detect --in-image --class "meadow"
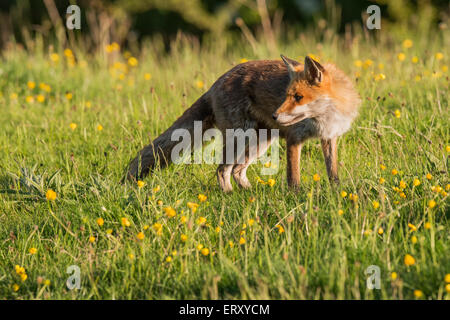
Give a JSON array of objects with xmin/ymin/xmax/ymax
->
[{"xmin": 0, "ymin": 25, "xmax": 448, "ymax": 299}]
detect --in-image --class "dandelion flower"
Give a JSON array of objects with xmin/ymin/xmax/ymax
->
[
  {"xmin": 313, "ymin": 174, "xmax": 320, "ymax": 182},
  {"xmin": 411, "ymin": 235, "xmax": 418, "ymax": 244},
  {"xmin": 402, "ymin": 39, "xmax": 413, "ymax": 49},
  {"xmin": 36, "ymin": 94, "xmax": 45, "ymax": 103},
  {"xmin": 249, "ymin": 196, "xmax": 256, "ymax": 203},
  {"xmin": 377, "ymin": 227, "xmax": 384, "ymax": 235},
  {"xmin": 435, "ymin": 52, "xmax": 444, "ymax": 60},
  {"xmin": 201, "ymin": 248, "xmax": 210, "ymax": 256},
  {"xmin": 267, "ymin": 178, "xmax": 276, "ymax": 187},
  {"xmin": 391, "ymin": 272, "xmax": 397, "ymax": 280},
  {"xmin": 341, "ymin": 191, "xmax": 347, "ymax": 198},
  {"xmin": 121, "ymin": 217, "xmax": 131, "ymax": 227},
  {"xmin": 196, "ymin": 216, "xmax": 206, "ymax": 225},
  {"xmin": 198, "ymin": 194, "xmax": 207, "ymax": 202},
  {"xmin": 50, "ymin": 53, "xmax": 59, "ymax": 63},
  {"xmin": 394, "ymin": 110, "xmax": 401, "ymax": 118},
  {"xmin": 413, "ymin": 178, "xmax": 420, "ymax": 187},
  {"xmin": 413, "ymin": 290, "xmax": 423, "ymax": 298},
  {"xmin": 240, "ymin": 58, "xmax": 248, "ymax": 63},
  {"xmin": 196, "ymin": 80, "xmax": 204, "ymax": 89},
  {"xmin": 229, "ymin": 241, "xmax": 234, "ymax": 248},
  {"xmin": 444, "ymin": 274, "xmax": 450, "ymax": 283},
  {"xmin": 276, "ymin": 225, "xmax": 285, "ymax": 234},
  {"xmin": 379, "ymin": 177, "xmax": 385, "ymax": 184},
  {"xmin": 27, "ymin": 81, "xmax": 36, "ymax": 89},
  {"xmin": 128, "ymin": 57, "xmax": 138, "ymax": 67},
  {"xmin": 137, "ymin": 180, "xmax": 145, "ymax": 188},
  {"xmin": 338, "ymin": 209, "xmax": 344, "ymax": 216},
  {"xmin": 408, "ymin": 223, "xmax": 417, "ymax": 231},
  {"xmin": 144, "ymin": 73, "xmax": 152, "ymax": 80},
  {"xmin": 215, "ymin": 226, "xmax": 221, "ymax": 233},
  {"xmin": 136, "ymin": 232, "xmax": 145, "ymax": 240},
  {"xmin": 165, "ymin": 256, "xmax": 172, "ymax": 263},
  {"xmin": 404, "ymin": 254, "xmax": 415, "ymax": 266},
  {"xmin": 12, "ymin": 284, "xmax": 20, "ymax": 291},
  {"xmin": 187, "ymin": 202, "xmax": 199, "ymax": 213},
  {"xmin": 97, "ymin": 124, "xmax": 103, "ymax": 131},
  {"xmin": 428, "ymin": 200, "xmax": 436, "ymax": 209},
  {"xmin": 391, "ymin": 169, "xmax": 398, "ymax": 175},
  {"xmin": 424, "ymin": 222, "xmax": 431, "ymax": 230},
  {"xmin": 96, "ymin": 218, "xmax": 104, "ymax": 227},
  {"xmin": 397, "ymin": 53, "xmax": 406, "ymax": 61},
  {"xmin": 372, "ymin": 201, "xmax": 380, "ymax": 209},
  {"xmin": 411, "ymin": 56, "xmax": 419, "ymax": 64},
  {"xmin": 164, "ymin": 207, "xmax": 176, "ymax": 218},
  {"xmin": 354, "ymin": 60, "xmax": 363, "ymax": 68},
  {"xmin": 45, "ymin": 189, "xmax": 57, "ymax": 201},
  {"xmin": 28, "ymin": 247, "xmax": 37, "ymax": 254},
  {"xmin": 65, "ymin": 92, "xmax": 73, "ymax": 100},
  {"xmin": 89, "ymin": 236, "xmax": 96, "ymax": 243},
  {"xmin": 180, "ymin": 234, "xmax": 188, "ymax": 242},
  {"xmin": 239, "ymin": 237, "xmax": 246, "ymax": 245}
]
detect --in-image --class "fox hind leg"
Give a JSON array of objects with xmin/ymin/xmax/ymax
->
[{"xmin": 232, "ymin": 132, "xmax": 273, "ymax": 189}]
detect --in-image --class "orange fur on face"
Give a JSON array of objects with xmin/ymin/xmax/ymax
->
[{"xmin": 275, "ymin": 62, "xmax": 360, "ymax": 119}]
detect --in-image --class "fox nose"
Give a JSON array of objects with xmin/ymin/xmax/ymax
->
[{"xmin": 272, "ymin": 113, "xmax": 278, "ymax": 120}]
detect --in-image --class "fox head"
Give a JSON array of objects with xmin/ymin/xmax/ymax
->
[{"xmin": 273, "ymin": 55, "xmax": 335, "ymax": 126}]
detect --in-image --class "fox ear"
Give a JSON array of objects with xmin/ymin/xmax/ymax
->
[
  {"xmin": 304, "ymin": 56, "xmax": 325, "ymax": 85},
  {"xmin": 281, "ymin": 54, "xmax": 297, "ymax": 79}
]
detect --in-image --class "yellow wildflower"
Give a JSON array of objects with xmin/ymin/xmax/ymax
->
[
  {"xmin": 137, "ymin": 180, "xmax": 145, "ymax": 188},
  {"xmin": 413, "ymin": 290, "xmax": 423, "ymax": 298},
  {"xmin": 136, "ymin": 232, "xmax": 145, "ymax": 240},
  {"xmin": 121, "ymin": 217, "xmax": 131, "ymax": 227},
  {"xmin": 164, "ymin": 207, "xmax": 176, "ymax": 218},
  {"xmin": 45, "ymin": 189, "xmax": 57, "ymax": 201},
  {"xmin": 435, "ymin": 52, "xmax": 444, "ymax": 60},
  {"xmin": 428, "ymin": 200, "xmax": 436, "ymax": 209},
  {"xmin": 128, "ymin": 57, "xmax": 138, "ymax": 67},
  {"xmin": 96, "ymin": 218, "xmax": 104, "ymax": 227},
  {"xmin": 402, "ymin": 39, "xmax": 413, "ymax": 49},
  {"xmin": 404, "ymin": 254, "xmax": 415, "ymax": 266}
]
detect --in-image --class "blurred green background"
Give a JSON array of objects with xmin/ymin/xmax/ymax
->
[{"xmin": 0, "ymin": 0, "xmax": 448, "ymax": 51}]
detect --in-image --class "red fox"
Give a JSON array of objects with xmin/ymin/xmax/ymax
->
[{"xmin": 127, "ymin": 55, "xmax": 361, "ymax": 192}]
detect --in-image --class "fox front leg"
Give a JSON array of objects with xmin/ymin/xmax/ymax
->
[
  {"xmin": 286, "ymin": 140, "xmax": 302, "ymax": 189},
  {"xmin": 321, "ymin": 137, "xmax": 340, "ymax": 184}
]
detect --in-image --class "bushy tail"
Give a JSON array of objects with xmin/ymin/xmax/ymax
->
[{"xmin": 127, "ymin": 94, "xmax": 214, "ymax": 180}]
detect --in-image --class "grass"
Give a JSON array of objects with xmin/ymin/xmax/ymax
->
[{"xmin": 0, "ymin": 26, "xmax": 448, "ymax": 299}]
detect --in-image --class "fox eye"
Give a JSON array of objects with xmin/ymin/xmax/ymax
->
[{"xmin": 294, "ymin": 94, "xmax": 303, "ymax": 102}]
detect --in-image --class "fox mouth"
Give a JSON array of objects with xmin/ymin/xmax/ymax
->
[{"xmin": 276, "ymin": 113, "xmax": 307, "ymax": 126}]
